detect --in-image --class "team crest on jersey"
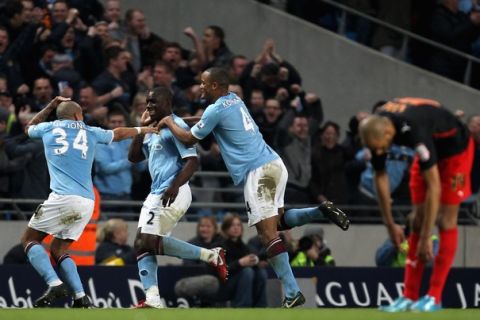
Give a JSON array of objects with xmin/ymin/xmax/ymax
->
[
  {"xmin": 451, "ymin": 174, "xmax": 465, "ymax": 191},
  {"xmin": 152, "ymin": 143, "xmax": 163, "ymax": 151}
]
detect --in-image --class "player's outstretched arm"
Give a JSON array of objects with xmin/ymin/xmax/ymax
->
[
  {"xmin": 112, "ymin": 126, "xmax": 157, "ymax": 142},
  {"xmin": 161, "ymin": 156, "xmax": 199, "ymax": 207},
  {"xmin": 159, "ymin": 116, "xmax": 198, "ymax": 146},
  {"xmin": 24, "ymin": 96, "xmax": 70, "ymax": 134},
  {"xmin": 128, "ymin": 133, "xmax": 146, "ymax": 163},
  {"xmin": 374, "ymin": 169, "xmax": 405, "ymax": 249}
]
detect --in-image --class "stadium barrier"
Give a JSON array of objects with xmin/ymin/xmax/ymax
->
[{"xmin": 0, "ymin": 265, "xmax": 478, "ymax": 308}]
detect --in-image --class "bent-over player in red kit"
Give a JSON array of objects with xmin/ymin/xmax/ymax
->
[{"xmin": 359, "ymin": 97, "xmax": 474, "ymax": 312}]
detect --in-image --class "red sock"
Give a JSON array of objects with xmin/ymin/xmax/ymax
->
[
  {"xmin": 428, "ymin": 228, "xmax": 458, "ymax": 304},
  {"xmin": 403, "ymin": 232, "xmax": 425, "ymax": 300}
]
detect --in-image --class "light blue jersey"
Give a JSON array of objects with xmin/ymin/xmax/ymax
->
[
  {"xmin": 28, "ymin": 120, "xmax": 114, "ymax": 200},
  {"xmin": 191, "ymin": 92, "xmax": 279, "ymax": 185},
  {"xmin": 143, "ymin": 115, "xmax": 197, "ymax": 194}
]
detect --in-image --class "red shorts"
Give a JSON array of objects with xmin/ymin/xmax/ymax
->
[{"xmin": 409, "ymin": 137, "xmax": 474, "ymax": 205}]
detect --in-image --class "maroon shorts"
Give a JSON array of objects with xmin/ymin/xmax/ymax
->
[{"xmin": 409, "ymin": 137, "xmax": 474, "ymax": 205}]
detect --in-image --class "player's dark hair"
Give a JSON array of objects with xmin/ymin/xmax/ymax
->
[
  {"xmin": 207, "ymin": 25, "xmax": 225, "ymax": 42},
  {"xmin": 150, "ymin": 86, "xmax": 173, "ymax": 106},
  {"xmin": 206, "ymin": 67, "xmax": 229, "ymax": 89}
]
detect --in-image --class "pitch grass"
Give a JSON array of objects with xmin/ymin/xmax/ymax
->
[{"xmin": 0, "ymin": 308, "xmax": 479, "ymax": 320}]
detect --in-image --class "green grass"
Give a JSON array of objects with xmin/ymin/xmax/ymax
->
[{"xmin": 0, "ymin": 308, "xmax": 479, "ymax": 320}]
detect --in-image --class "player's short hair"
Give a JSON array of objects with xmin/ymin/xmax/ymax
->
[
  {"xmin": 358, "ymin": 115, "xmax": 389, "ymax": 145},
  {"xmin": 207, "ymin": 25, "xmax": 225, "ymax": 41},
  {"xmin": 149, "ymin": 86, "xmax": 173, "ymax": 105},
  {"xmin": 56, "ymin": 101, "xmax": 81, "ymax": 120},
  {"xmin": 206, "ymin": 67, "xmax": 229, "ymax": 89}
]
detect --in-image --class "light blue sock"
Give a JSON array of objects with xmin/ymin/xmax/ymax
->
[
  {"xmin": 137, "ymin": 255, "xmax": 158, "ymax": 290},
  {"xmin": 26, "ymin": 243, "xmax": 61, "ymax": 286},
  {"xmin": 162, "ymin": 236, "xmax": 201, "ymax": 260},
  {"xmin": 268, "ymin": 252, "xmax": 300, "ymax": 298},
  {"xmin": 58, "ymin": 255, "xmax": 85, "ymax": 298},
  {"xmin": 284, "ymin": 207, "xmax": 323, "ymax": 228}
]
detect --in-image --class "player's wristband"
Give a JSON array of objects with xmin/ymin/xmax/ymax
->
[{"xmin": 134, "ymin": 127, "xmax": 142, "ymax": 134}]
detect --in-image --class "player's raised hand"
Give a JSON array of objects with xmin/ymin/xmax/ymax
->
[
  {"xmin": 157, "ymin": 116, "xmax": 172, "ymax": 130},
  {"xmin": 161, "ymin": 185, "xmax": 179, "ymax": 207},
  {"xmin": 49, "ymin": 96, "xmax": 71, "ymax": 108},
  {"xmin": 140, "ymin": 110, "xmax": 153, "ymax": 126}
]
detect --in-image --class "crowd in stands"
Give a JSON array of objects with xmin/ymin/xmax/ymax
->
[
  {"xmin": 0, "ymin": 0, "xmax": 479, "ymax": 223},
  {"xmin": 261, "ymin": 0, "xmax": 480, "ymax": 87}
]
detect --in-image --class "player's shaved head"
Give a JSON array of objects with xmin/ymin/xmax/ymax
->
[
  {"xmin": 359, "ymin": 115, "xmax": 396, "ymax": 155},
  {"xmin": 206, "ymin": 67, "xmax": 229, "ymax": 89},
  {"xmin": 359, "ymin": 115, "xmax": 389, "ymax": 144},
  {"xmin": 56, "ymin": 101, "xmax": 82, "ymax": 120},
  {"xmin": 149, "ymin": 86, "xmax": 173, "ymax": 105}
]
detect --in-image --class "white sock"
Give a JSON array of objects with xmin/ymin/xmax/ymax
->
[
  {"xmin": 199, "ymin": 248, "xmax": 215, "ymax": 263},
  {"xmin": 146, "ymin": 285, "xmax": 161, "ymax": 305},
  {"xmin": 48, "ymin": 279, "xmax": 63, "ymax": 287},
  {"xmin": 74, "ymin": 292, "xmax": 85, "ymax": 299}
]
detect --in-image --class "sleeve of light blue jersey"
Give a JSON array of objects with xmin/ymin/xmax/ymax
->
[
  {"xmin": 94, "ymin": 144, "xmax": 131, "ymax": 174},
  {"xmin": 191, "ymin": 105, "xmax": 220, "ymax": 140},
  {"xmin": 27, "ymin": 122, "xmax": 51, "ymax": 139},
  {"xmin": 90, "ymin": 126, "xmax": 114, "ymax": 144},
  {"xmin": 174, "ymin": 121, "xmax": 197, "ymax": 158}
]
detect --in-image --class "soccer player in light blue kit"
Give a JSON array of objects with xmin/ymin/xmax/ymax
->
[
  {"xmin": 128, "ymin": 87, "xmax": 227, "ymax": 308},
  {"xmin": 160, "ymin": 68, "xmax": 350, "ymax": 308},
  {"xmin": 20, "ymin": 96, "xmax": 157, "ymax": 308}
]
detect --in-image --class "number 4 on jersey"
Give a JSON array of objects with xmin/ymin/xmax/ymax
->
[
  {"xmin": 240, "ymin": 107, "xmax": 255, "ymax": 132},
  {"xmin": 73, "ymin": 129, "xmax": 88, "ymax": 159},
  {"xmin": 53, "ymin": 128, "xmax": 89, "ymax": 159}
]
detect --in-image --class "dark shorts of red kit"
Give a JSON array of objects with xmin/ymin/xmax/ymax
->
[{"xmin": 409, "ymin": 137, "xmax": 475, "ymax": 205}]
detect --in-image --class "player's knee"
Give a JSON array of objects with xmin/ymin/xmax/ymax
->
[
  {"xmin": 135, "ymin": 234, "xmax": 160, "ymax": 256},
  {"xmin": 50, "ymin": 248, "xmax": 66, "ymax": 262}
]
